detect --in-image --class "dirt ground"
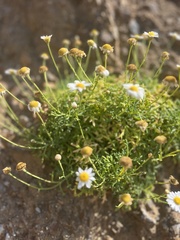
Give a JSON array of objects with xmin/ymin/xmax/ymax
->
[
  {"xmin": 0, "ymin": 145, "xmax": 180, "ymax": 240},
  {"xmin": 0, "ymin": 0, "xmax": 180, "ymax": 239}
]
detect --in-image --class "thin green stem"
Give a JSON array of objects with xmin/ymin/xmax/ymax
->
[
  {"xmin": 36, "ymin": 112, "xmax": 53, "ymax": 142},
  {"xmin": 84, "ymin": 47, "xmax": 92, "ymax": 72},
  {"xmin": 24, "ymin": 169, "xmax": 59, "ymax": 183},
  {"xmin": 8, "ymin": 173, "xmax": 60, "ymax": 190},
  {"xmin": 76, "ymin": 58, "xmax": 92, "ymax": 83},
  {"xmin": 65, "ymin": 55, "xmax": 81, "ymax": 80},
  {"xmin": 47, "ymin": 43, "xmax": 61, "ymax": 80}
]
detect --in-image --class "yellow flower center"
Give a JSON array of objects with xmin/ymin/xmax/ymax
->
[
  {"xmin": 149, "ymin": 31, "xmax": 155, "ymax": 37},
  {"xmin": 79, "ymin": 172, "xmax": 90, "ymax": 182},
  {"xmin": 58, "ymin": 48, "xmax": 69, "ymax": 57},
  {"xmin": 0, "ymin": 88, "xmax": 5, "ymax": 93},
  {"xmin": 174, "ymin": 196, "xmax": 180, "ymax": 205},
  {"xmin": 76, "ymin": 82, "xmax": 85, "ymax": 89},
  {"xmin": 121, "ymin": 194, "xmax": 132, "ymax": 203},
  {"xmin": 29, "ymin": 101, "xmax": 39, "ymax": 108},
  {"xmin": 129, "ymin": 85, "xmax": 139, "ymax": 92}
]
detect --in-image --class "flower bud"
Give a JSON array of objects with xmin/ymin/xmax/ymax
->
[
  {"xmin": 119, "ymin": 156, "xmax": 133, "ymax": 169},
  {"xmin": 80, "ymin": 146, "xmax": 93, "ymax": 157},
  {"xmin": 16, "ymin": 162, "xmax": 26, "ymax": 171}
]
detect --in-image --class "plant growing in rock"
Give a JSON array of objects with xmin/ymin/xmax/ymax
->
[{"xmin": 1, "ymin": 30, "xmax": 180, "ymax": 211}]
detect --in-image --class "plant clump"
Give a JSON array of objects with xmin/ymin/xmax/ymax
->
[{"xmin": 1, "ymin": 30, "xmax": 180, "ymax": 211}]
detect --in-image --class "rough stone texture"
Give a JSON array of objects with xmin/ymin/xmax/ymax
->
[{"xmin": 0, "ymin": 0, "xmax": 180, "ymax": 75}]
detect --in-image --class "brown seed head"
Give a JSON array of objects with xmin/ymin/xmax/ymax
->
[
  {"xmin": 127, "ymin": 38, "xmax": 137, "ymax": 46},
  {"xmin": 16, "ymin": 162, "xmax": 27, "ymax": 171},
  {"xmin": 2, "ymin": 167, "xmax": 11, "ymax": 174},
  {"xmin": 161, "ymin": 51, "xmax": 170, "ymax": 61},
  {"xmin": 127, "ymin": 64, "xmax": 137, "ymax": 72},
  {"xmin": 39, "ymin": 65, "xmax": 48, "ymax": 73},
  {"xmin": 154, "ymin": 135, "xmax": 167, "ymax": 144},
  {"xmin": 119, "ymin": 156, "xmax": 133, "ymax": 169},
  {"xmin": 135, "ymin": 120, "xmax": 148, "ymax": 132},
  {"xmin": 70, "ymin": 48, "xmax": 86, "ymax": 58},
  {"xmin": 162, "ymin": 76, "xmax": 178, "ymax": 88},
  {"xmin": 169, "ymin": 175, "xmax": 179, "ymax": 185}
]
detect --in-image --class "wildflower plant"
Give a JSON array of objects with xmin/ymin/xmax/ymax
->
[{"xmin": 1, "ymin": 30, "xmax": 180, "ymax": 212}]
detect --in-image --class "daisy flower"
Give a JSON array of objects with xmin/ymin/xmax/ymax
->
[
  {"xmin": 166, "ymin": 191, "xmax": 180, "ymax": 213},
  {"xmin": 123, "ymin": 83, "xmax": 145, "ymax": 100},
  {"xmin": 28, "ymin": 100, "xmax": 41, "ymax": 116},
  {"xmin": 100, "ymin": 44, "xmax": 114, "ymax": 54},
  {"xmin": 168, "ymin": 32, "xmax": 180, "ymax": 40},
  {"xmin": 40, "ymin": 35, "xmax": 52, "ymax": 44},
  {"xmin": 4, "ymin": 68, "xmax": 18, "ymax": 75},
  {"xmin": 67, "ymin": 80, "xmax": 91, "ymax": 92},
  {"xmin": 76, "ymin": 167, "xmax": 95, "ymax": 189},
  {"xmin": 87, "ymin": 39, "xmax": 97, "ymax": 49},
  {"xmin": 143, "ymin": 31, "xmax": 159, "ymax": 38}
]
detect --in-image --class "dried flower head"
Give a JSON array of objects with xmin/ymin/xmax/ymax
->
[
  {"xmin": 67, "ymin": 80, "xmax": 91, "ymax": 92},
  {"xmin": 28, "ymin": 100, "xmax": 41, "ymax": 115},
  {"xmin": 0, "ymin": 88, "xmax": 6, "ymax": 97},
  {"xmin": 123, "ymin": 83, "xmax": 145, "ymax": 100},
  {"xmin": 90, "ymin": 29, "xmax": 99, "ymax": 37},
  {"xmin": 87, "ymin": 39, "xmax": 97, "ymax": 49},
  {"xmin": 95, "ymin": 65, "xmax": 109, "ymax": 77},
  {"xmin": 16, "ymin": 162, "xmax": 27, "ymax": 171},
  {"xmin": 148, "ymin": 153, "xmax": 153, "ymax": 159},
  {"xmin": 18, "ymin": 67, "xmax": 30, "ymax": 77},
  {"xmin": 127, "ymin": 38, "xmax": 137, "ymax": 46},
  {"xmin": 40, "ymin": 35, "xmax": 52, "ymax": 44},
  {"xmin": 119, "ymin": 193, "xmax": 133, "ymax": 206},
  {"xmin": 143, "ymin": 31, "xmax": 159, "ymax": 38},
  {"xmin": 154, "ymin": 135, "xmax": 167, "ymax": 144},
  {"xmin": 4, "ymin": 68, "xmax": 18, "ymax": 75},
  {"xmin": 119, "ymin": 156, "xmax": 133, "ymax": 169},
  {"xmin": 166, "ymin": 191, "xmax": 180, "ymax": 213},
  {"xmin": 135, "ymin": 120, "xmax": 148, "ymax": 132},
  {"xmin": 76, "ymin": 167, "xmax": 95, "ymax": 189},
  {"xmin": 73, "ymin": 35, "xmax": 82, "ymax": 47},
  {"xmin": 162, "ymin": 76, "xmax": 178, "ymax": 88},
  {"xmin": 58, "ymin": 48, "xmax": 69, "ymax": 57},
  {"xmin": 70, "ymin": 48, "xmax": 86, "ymax": 58},
  {"xmin": 55, "ymin": 154, "xmax": 62, "ymax": 161},
  {"xmin": 2, "ymin": 167, "xmax": 11, "ymax": 174},
  {"xmin": 161, "ymin": 51, "xmax": 170, "ymax": 61},
  {"xmin": 127, "ymin": 64, "xmax": 137, "ymax": 72},
  {"xmin": 40, "ymin": 53, "xmax": 49, "ymax": 60},
  {"xmin": 39, "ymin": 65, "xmax": 48, "ymax": 73},
  {"xmin": 100, "ymin": 44, "xmax": 114, "ymax": 54},
  {"xmin": 169, "ymin": 175, "xmax": 179, "ymax": 185},
  {"xmin": 80, "ymin": 146, "xmax": 93, "ymax": 157},
  {"xmin": 62, "ymin": 39, "xmax": 71, "ymax": 47}
]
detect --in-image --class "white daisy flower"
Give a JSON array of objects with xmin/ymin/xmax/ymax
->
[
  {"xmin": 28, "ymin": 100, "xmax": 41, "ymax": 116},
  {"xmin": 176, "ymin": 64, "xmax": 180, "ymax": 70},
  {"xmin": 166, "ymin": 191, "xmax": 180, "ymax": 213},
  {"xmin": 67, "ymin": 80, "xmax": 91, "ymax": 92},
  {"xmin": 123, "ymin": 83, "xmax": 145, "ymax": 100},
  {"xmin": 4, "ymin": 68, "xmax": 18, "ymax": 75},
  {"xmin": 76, "ymin": 167, "xmax": 95, "ymax": 189},
  {"xmin": 143, "ymin": 31, "xmax": 159, "ymax": 38},
  {"xmin": 40, "ymin": 35, "xmax": 52, "ymax": 44},
  {"xmin": 168, "ymin": 32, "xmax": 180, "ymax": 40}
]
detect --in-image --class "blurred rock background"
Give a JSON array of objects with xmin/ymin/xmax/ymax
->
[{"xmin": 0, "ymin": 0, "xmax": 180, "ymax": 77}]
